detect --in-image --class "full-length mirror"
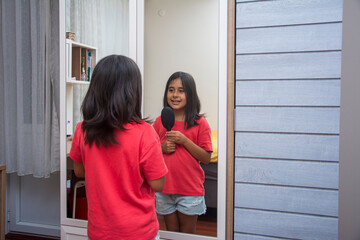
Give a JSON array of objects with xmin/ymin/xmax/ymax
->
[
  {"xmin": 144, "ymin": 0, "xmax": 219, "ymax": 238},
  {"xmin": 62, "ymin": 0, "xmax": 224, "ymax": 239}
]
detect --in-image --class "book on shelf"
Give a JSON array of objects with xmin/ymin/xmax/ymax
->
[{"xmin": 86, "ymin": 50, "xmax": 92, "ymax": 82}]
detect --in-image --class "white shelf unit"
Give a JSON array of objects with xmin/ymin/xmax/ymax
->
[
  {"xmin": 65, "ymin": 40, "xmax": 97, "ymax": 137},
  {"xmin": 66, "ymin": 39, "xmax": 97, "ymax": 83}
]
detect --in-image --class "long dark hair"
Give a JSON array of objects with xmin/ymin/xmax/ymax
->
[
  {"xmin": 81, "ymin": 55, "xmax": 143, "ymax": 147},
  {"xmin": 163, "ymin": 71, "xmax": 202, "ymax": 129}
]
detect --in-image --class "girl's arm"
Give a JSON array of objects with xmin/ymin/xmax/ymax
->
[
  {"xmin": 147, "ymin": 176, "xmax": 165, "ymax": 192},
  {"xmin": 165, "ymin": 131, "xmax": 211, "ymax": 164},
  {"xmin": 73, "ymin": 160, "xmax": 85, "ymax": 178}
]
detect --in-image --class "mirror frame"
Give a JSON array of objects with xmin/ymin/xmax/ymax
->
[{"xmin": 59, "ymin": 1, "xmax": 234, "ymax": 239}]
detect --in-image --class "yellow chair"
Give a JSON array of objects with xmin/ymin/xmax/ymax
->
[{"xmin": 210, "ymin": 130, "xmax": 218, "ymax": 163}]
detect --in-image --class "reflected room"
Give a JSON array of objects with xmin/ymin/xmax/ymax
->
[{"xmin": 144, "ymin": 0, "xmax": 219, "ymax": 237}]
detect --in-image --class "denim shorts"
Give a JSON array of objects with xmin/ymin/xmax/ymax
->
[
  {"xmin": 153, "ymin": 231, "xmax": 160, "ymax": 240},
  {"xmin": 155, "ymin": 192, "xmax": 206, "ymax": 215}
]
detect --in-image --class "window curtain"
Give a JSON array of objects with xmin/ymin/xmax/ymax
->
[
  {"xmin": 65, "ymin": 0, "xmax": 129, "ymax": 130},
  {"xmin": 0, "ymin": 0, "xmax": 60, "ymax": 177}
]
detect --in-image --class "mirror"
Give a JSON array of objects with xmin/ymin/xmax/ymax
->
[
  {"xmin": 62, "ymin": 0, "xmax": 226, "ymax": 239},
  {"xmin": 144, "ymin": 0, "xmax": 219, "ymax": 238}
]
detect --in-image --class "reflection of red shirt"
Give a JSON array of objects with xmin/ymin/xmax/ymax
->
[
  {"xmin": 153, "ymin": 116, "xmax": 213, "ymax": 196},
  {"xmin": 70, "ymin": 121, "xmax": 168, "ymax": 240}
]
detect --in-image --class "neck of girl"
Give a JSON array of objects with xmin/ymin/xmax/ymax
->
[{"xmin": 174, "ymin": 110, "xmax": 185, "ymax": 122}]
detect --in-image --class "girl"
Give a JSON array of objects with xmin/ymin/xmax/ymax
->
[
  {"xmin": 69, "ymin": 55, "xmax": 168, "ymax": 240},
  {"xmin": 152, "ymin": 71, "xmax": 213, "ymax": 234}
]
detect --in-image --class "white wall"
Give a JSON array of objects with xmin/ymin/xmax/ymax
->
[{"xmin": 144, "ymin": 0, "xmax": 218, "ymax": 130}]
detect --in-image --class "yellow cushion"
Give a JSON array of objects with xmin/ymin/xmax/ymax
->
[{"xmin": 210, "ymin": 130, "xmax": 218, "ymax": 163}]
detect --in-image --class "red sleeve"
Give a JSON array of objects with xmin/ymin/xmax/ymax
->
[
  {"xmin": 152, "ymin": 116, "xmax": 167, "ymax": 144},
  {"xmin": 152, "ymin": 116, "xmax": 162, "ymax": 134},
  {"xmin": 197, "ymin": 117, "xmax": 213, "ymax": 152},
  {"xmin": 140, "ymin": 124, "xmax": 168, "ymax": 181}
]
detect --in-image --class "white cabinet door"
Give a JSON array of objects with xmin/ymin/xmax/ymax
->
[
  {"xmin": 61, "ymin": 225, "xmax": 87, "ymax": 240},
  {"xmin": 7, "ymin": 173, "xmax": 60, "ymax": 236}
]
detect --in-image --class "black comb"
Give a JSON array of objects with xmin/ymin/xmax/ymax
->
[{"xmin": 161, "ymin": 106, "xmax": 175, "ymax": 131}]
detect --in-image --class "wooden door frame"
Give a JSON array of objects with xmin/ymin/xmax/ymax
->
[{"xmin": 226, "ymin": 0, "xmax": 235, "ymax": 239}]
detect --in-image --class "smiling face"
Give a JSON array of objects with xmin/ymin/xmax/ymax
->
[{"xmin": 166, "ymin": 78, "xmax": 187, "ymax": 117}]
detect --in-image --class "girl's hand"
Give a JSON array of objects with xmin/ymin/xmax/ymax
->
[
  {"xmin": 165, "ymin": 131, "xmax": 187, "ymax": 145},
  {"xmin": 162, "ymin": 139, "xmax": 176, "ymax": 153},
  {"xmin": 166, "ymin": 131, "xmax": 211, "ymax": 164}
]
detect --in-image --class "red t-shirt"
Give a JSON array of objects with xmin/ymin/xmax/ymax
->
[
  {"xmin": 70, "ymin": 121, "xmax": 168, "ymax": 240},
  {"xmin": 153, "ymin": 116, "xmax": 213, "ymax": 196}
]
